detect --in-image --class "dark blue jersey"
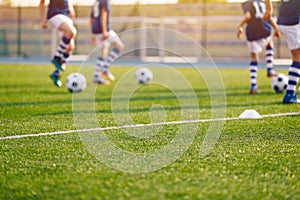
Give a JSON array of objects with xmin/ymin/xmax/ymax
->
[
  {"xmin": 47, "ymin": 0, "xmax": 70, "ymax": 19},
  {"xmin": 90, "ymin": 0, "xmax": 110, "ymax": 34},
  {"xmin": 277, "ymin": 0, "xmax": 300, "ymax": 26},
  {"xmin": 242, "ymin": 0, "xmax": 271, "ymax": 41}
]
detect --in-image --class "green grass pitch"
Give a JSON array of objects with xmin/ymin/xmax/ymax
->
[{"xmin": 0, "ymin": 63, "xmax": 299, "ymax": 199}]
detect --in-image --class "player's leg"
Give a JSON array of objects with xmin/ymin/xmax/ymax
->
[
  {"xmin": 247, "ymin": 41, "xmax": 261, "ymax": 94},
  {"xmin": 62, "ymin": 38, "xmax": 75, "ymax": 65},
  {"xmin": 100, "ymin": 30, "xmax": 125, "ymax": 81},
  {"xmin": 108, "ymin": 30, "xmax": 125, "ymax": 64},
  {"xmin": 47, "ymin": 15, "xmax": 76, "ymax": 87},
  {"xmin": 92, "ymin": 34, "xmax": 110, "ymax": 85},
  {"xmin": 279, "ymin": 24, "xmax": 300, "ymax": 103},
  {"xmin": 265, "ymin": 40, "xmax": 277, "ymax": 77},
  {"xmin": 49, "ymin": 69, "xmax": 62, "ymax": 87},
  {"xmin": 283, "ymin": 48, "xmax": 300, "ymax": 103},
  {"xmin": 52, "ymin": 17, "xmax": 77, "ymax": 71},
  {"xmin": 249, "ymin": 53, "xmax": 259, "ymax": 94}
]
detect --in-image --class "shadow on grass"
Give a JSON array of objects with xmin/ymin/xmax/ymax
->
[
  {"xmin": 33, "ymin": 100, "xmax": 284, "ymax": 117},
  {"xmin": 1, "ymin": 86, "xmax": 286, "ymax": 116},
  {"xmin": 0, "ymin": 88, "xmax": 209, "ymax": 107}
]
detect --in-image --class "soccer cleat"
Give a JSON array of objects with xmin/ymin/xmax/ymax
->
[
  {"xmin": 51, "ymin": 57, "xmax": 66, "ymax": 71},
  {"xmin": 92, "ymin": 75, "xmax": 110, "ymax": 85},
  {"xmin": 249, "ymin": 85, "xmax": 257, "ymax": 94},
  {"xmin": 98, "ymin": 69, "xmax": 115, "ymax": 81},
  {"xmin": 267, "ymin": 69, "xmax": 277, "ymax": 78},
  {"xmin": 50, "ymin": 73, "xmax": 62, "ymax": 87},
  {"xmin": 282, "ymin": 93, "xmax": 300, "ymax": 104}
]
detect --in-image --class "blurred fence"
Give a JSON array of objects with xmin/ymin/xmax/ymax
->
[{"xmin": 0, "ymin": 6, "xmax": 290, "ymax": 61}]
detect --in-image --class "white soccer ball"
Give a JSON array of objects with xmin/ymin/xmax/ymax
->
[
  {"xmin": 135, "ymin": 67, "xmax": 153, "ymax": 84},
  {"xmin": 66, "ymin": 73, "xmax": 87, "ymax": 93},
  {"xmin": 270, "ymin": 73, "xmax": 288, "ymax": 93}
]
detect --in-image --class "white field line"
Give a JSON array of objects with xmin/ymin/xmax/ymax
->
[{"xmin": 0, "ymin": 112, "xmax": 299, "ymax": 141}]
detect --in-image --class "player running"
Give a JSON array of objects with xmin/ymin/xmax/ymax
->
[
  {"xmin": 39, "ymin": 0, "xmax": 77, "ymax": 87},
  {"xmin": 276, "ymin": 0, "xmax": 300, "ymax": 104},
  {"xmin": 90, "ymin": 0, "xmax": 125, "ymax": 85},
  {"xmin": 237, "ymin": 0, "xmax": 280, "ymax": 94}
]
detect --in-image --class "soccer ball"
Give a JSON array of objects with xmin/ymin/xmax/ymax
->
[
  {"xmin": 66, "ymin": 73, "xmax": 87, "ymax": 93},
  {"xmin": 135, "ymin": 67, "xmax": 153, "ymax": 84},
  {"xmin": 270, "ymin": 73, "xmax": 288, "ymax": 93}
]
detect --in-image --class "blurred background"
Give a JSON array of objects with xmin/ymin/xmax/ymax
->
[{"xmin": 0, "ymin": 0, "xmax": 288, "ymax": 63}]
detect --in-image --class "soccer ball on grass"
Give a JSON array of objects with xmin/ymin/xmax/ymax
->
[
  {"xmin": 66, "ymin": 73, "xmax": 87, "ymax": 93},
  {"xmin": 135, "ymin": 67, "xmax": 153, "ymax": 84},
  {"xmin": 270, "ymin": 73, "xmax": 288, "ymax": 93}
]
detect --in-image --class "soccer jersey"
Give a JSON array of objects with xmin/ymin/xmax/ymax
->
[
  {"xmin": 277, "ymin": 0, "xmax": 300, "ymax": 26},
  {"xmin": 242, "ymin": 0, "xmax": 271, "ymax": 41},
  {"xmin": 91, "ymin": 0, "xmax": 110, "ymax": 34},
  {"xmin": 47, "ymin": 0, "xmax": 70, "ymax": 19}
]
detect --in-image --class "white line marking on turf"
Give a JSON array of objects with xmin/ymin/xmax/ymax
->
[{"xmin": 0, "ymin": 112, "xmax": 299, "ymax": 141}]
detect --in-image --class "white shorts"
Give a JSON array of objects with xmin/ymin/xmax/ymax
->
[
  {"xmin": 247, "ymin": 36, "xmax": 272, "ymax": 54},
  {"xmin": 48, "ymin": 14, "xmax": 74, "ymax": 30},
  {"xmin": 93, "ymin": 30, "xmax": 122, "ymax": 49},
  {"xmin": 278, "ymin": 24, "xmax": 300, "ymax": 50}
]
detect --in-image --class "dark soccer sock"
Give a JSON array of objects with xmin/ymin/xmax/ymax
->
[
  {"xmin": 62, "ymin": 52, "xmax": 70, "ymax": 63},
  {"xmin": 286, "ymin": 61, "xmax": 300, "ymax": 94},
  {"xmin": 55, "ymin": 36, "xmax": 71, "ymax": 58},
  {"xmin": 266, "ymin": 45, "xmax": 274, "ymax": 72},
  {"xmin": 95, "ymin": 57, "xmax": 105, "ymax": 71},
  {"xmin": 52, "ymin": 69, "xmax": 60, "ymax": 75},
  {"xmin": 105, "ymin": 48, "xmax": 120, "ymax": 69},
  {"xmin": 250, "ymin": 61, "xmax": 258, "ymax": 88}
]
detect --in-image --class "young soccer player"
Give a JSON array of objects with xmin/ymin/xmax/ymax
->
[
  {"xmin": 90, "ymin": 0, "xmax": 125, "ymax": 85},
  {"xmin": 237, "ymin": 0, "xmax": 280, "ymax": 94},
  {"xmin": 39, "ymin": 0, "xmax": 77, "ymax": 87},
  {"xmin": 276, "ymin": 0, "xmax": 300, "ymax": 104}
]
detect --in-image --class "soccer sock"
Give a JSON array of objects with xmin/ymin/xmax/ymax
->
[
  {"xmin": 95, "ymin": 57, "xmax": 105, "ymax": 76},
  {"xmin": 250, "ymin": 61, "xmax": 258, "ymax": 88},
  {"xmin": 286, "ymin": 61, "xmax": 300, "ymax": 95},
  {"xmin": 55, "ymin": 36, "xmax": 71, "ymax": 59},
  {"xmin": 52, "ymin": 69, "xmax": 60, "ymax": 75},
  {"xmin": 62, "ymin": 52, "xmax": 70, "ymax": 63},
  {"xmin": 266, "ymin": 45, "xmax": 274, "ymax": 72},
  {"xmin": 104, "ymin": 48, "xmax": 120, "ymax": 70}
]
